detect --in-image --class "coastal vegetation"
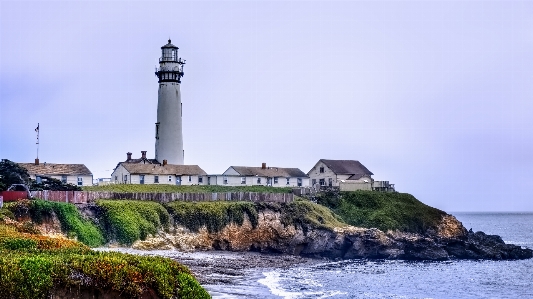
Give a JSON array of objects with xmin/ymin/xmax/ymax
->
[
  {"xmin": 97, "ymin": 200, "xmax": 171, "ymax": 245},
  {"xmin": 83, "ymin": 184, "xmax": 292, "ymax": 193},
  {"xmin": 7, "ymin": 199, "xmax": 105, "ymax": 247},
  {"xmin": 167, "ymin": 201, "xmax": 259, "ymax": 233},
  {"xmin": 316, "ymin": 190, "xmax": 446, "ymax": 233},
  {"xmin": 0, "ymin": 223, "xmax": 209, "ymax": 299}
]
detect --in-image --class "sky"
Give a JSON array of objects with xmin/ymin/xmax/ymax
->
[{"xmin": 1, "ymin": 1, "xmax": 532, "ymax": 212}]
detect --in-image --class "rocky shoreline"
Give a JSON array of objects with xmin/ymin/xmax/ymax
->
[{"xmin": 129, "ymin": 210, "xmax": 532, "ymax": 261}]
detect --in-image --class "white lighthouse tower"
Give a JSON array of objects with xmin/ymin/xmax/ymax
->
[{"xmin": 154, "ymin": 39, "xmax": 186, "ymax": 165}]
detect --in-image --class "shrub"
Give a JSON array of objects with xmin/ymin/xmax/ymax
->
[
  {"xmin": 166, "ymin": 201, "xmax": 259, "ymax": 233},
  {"xmin": 0, "ymin": 224, "xmax": 209, "ymax": 299},
  {"xmin": 97, "ymin": 200, "xmax": 171, "ymax": 245},
  {"xmin": 28, "ymin": 200, "xmax": 105, "ymax": 247}
]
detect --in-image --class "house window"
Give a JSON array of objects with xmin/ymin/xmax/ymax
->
[
  {"xmin": 312, "ymin": 179, "xmax": 316, "ymax": 185},
  {"xmin": 198, "ymin": 176, "xmax": 203, "ymax": 183},
  {"xmin": 319, "ymin": 167, "xmax": 324, "ymax": 173},
  {"xmin": 319, "ymin": 179, "xmax": 325, "ymax": 186},
  {"xmin": 223, "ymin": 177, "xmax": 228, "ymax": 184},
  {"xmin": 274, "ymin": 177, "xmax": 278, "ymax": 184},
  {"xmin": 115, "ymin": 176, "xmax": 118, "ymax": 182},
  {"xmin": 168, "ymin": 175, "xmax": 172, "ymax": 182},
  {"xmin": 61, "ymin": 175, "xmax": 67, "ymax": 184},
  {"xmin": 257, "ymin": 177, "xmax": 261, "ymax": 184},
  {"xmin": 154, "ymin": 175, "xmax": 159, "ymax": 183},
  {"xmin": 77, "ymin": 177, "xmax": 83, "ymax": 186},
  {"xmin": 140, "ymin": 175, "xmax": 145, "ymax": 185},
  {"xmin": 124, "ymin": 175, "xmax": 128, "ymax": 182},
  {"xmin": 328, "ymin": 178, "xmax": 333, "ymax": 187},
  {"xmin": 241, "ymin": 177, "xmax": 246, "ymax": 184},
  {"xmin": 188, "ymin": 175, "xmax": 192, "ymax": 182},
  {"xmin": 286, "ymin": 178, "xmax": 290, "ymax": 185},
  {"xmin": 36, "ymin": 176, "xmax": 42, "ymax": 184},
  {"xmin": 297, "ymin": 178, "xmax": 302, "ymax": 187}
]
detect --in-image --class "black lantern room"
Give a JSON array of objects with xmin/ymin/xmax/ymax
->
[{"xmin": 155, "ymin": 39, "xmax": 185, "ymax": 83}]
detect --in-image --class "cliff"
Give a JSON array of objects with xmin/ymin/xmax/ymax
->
[
  {"xmin": 4, "ymin": 194, "xmax": 532, "ymax": 262},
  {"xmin": 131, "ymin": 203, "xmax": 531, "ymax": 260}
]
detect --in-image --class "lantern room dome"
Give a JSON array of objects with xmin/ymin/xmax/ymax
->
[{"xmin": 161, "ymin": 39, "xmax": 178, "ymax": 49}]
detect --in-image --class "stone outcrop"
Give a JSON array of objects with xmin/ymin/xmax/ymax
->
[{"xmin": 132, "ymin": 209, "xmax": 532, "ymax": 261}]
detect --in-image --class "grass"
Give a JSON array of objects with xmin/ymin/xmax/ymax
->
[
  {"xmin": 317, "ymin": 190, "xmax": 446, "ymax": 233},
  {"xmin": 0, "ymin": 224, "xmax": 209, "ymax": 299},
  {"xmin": 96, "ymin": 200, "xmax": 171, "ymax": 245},
  {"xmin": 278, "ymin": 199, "xmax": 346, "ymax": 231},
  {"xmin": 166, "ymin": 201, "xmax": 259, "ymax": 233},
  {"xmin": 84, "ymin": 184, "xmax": 292, "ymax": 193}
]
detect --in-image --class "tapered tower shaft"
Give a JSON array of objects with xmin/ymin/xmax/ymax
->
[{"xmin": 154, "ymin": 39, "xmax": 185, "ymax": 165}]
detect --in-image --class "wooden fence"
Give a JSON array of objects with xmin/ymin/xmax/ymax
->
[{"xmin": 30, "ymin": 191, "xmax": 293, "ymax": 204}]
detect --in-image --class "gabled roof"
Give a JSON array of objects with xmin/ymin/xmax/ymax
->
[
  {"xmin": 120, "ymin": 163, "xmax": 207, "ymax": 176},
  {"xmin": 228, "ymin": 166, "xmax": 308, "ymax": 178},
  {"xmin": 18, "ymin": 163, "xmax": 93, "ymax": 176},
  {"xmin": 314, "ymin": 159, "xmax": 373, "ymax": 176}
]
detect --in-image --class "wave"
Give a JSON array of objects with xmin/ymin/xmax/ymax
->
[{"xmin": 258, "ymin": 270, "xmax": 347, "ymax": 299}]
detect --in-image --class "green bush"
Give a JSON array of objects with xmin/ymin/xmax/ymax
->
[
  {"xmin": 0, "ymin": 223, "xmax": 209, "ymax": 299},
  {"xmin": 28, "ymin": 200, "xmax": 105, "ymax": 247},
  {"xmin": 166, "ymin": 201, "xmax": 259, "ymax": 233},
  {"xmin": 97, "ymin": 200, "xmax": 171, "ymax": 245},
  {"xmin": 318, "ymin": 190, "xmax": 446, "ymax": 233}
]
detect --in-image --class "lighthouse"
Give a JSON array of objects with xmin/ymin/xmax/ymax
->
[{"xmin": 154, "ymin": 39, "xmax": 186, "ymax": 165}]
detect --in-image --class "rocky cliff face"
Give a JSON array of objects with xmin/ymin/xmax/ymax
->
[{"xmin": 132, "ymin": 209, "xmax": 532, "ymax": 261}]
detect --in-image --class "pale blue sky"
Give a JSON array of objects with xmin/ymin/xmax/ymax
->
[{"xmin": 1, "ymin": 1, "xmax": 532, "ymax": 212}]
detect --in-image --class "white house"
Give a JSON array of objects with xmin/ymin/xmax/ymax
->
[
  {"xmin": 307, "ymin": 159, "xmax": 374, "ymax": 190},
  {"xmin": 111, "ymin": 162, "xmax": 207, "ymax": 185},
  {"xmin": 18, "ymin": 160, "xmax": 93, "ymax": 187},
  {"xmin": 220, "ymin": 163, "xmax": 309, "ymax": 187}
]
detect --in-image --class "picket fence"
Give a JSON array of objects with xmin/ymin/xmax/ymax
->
[{"xmin": 30, "ymin": 190, "xmax": 293, "ymax": 204}]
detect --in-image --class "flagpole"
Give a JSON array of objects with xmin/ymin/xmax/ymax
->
[{"xmin": 36, "ymin": 123, "xmax": 39, "ymax": 159}]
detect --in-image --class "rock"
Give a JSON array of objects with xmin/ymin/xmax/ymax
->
[{"xmin": 79, "ymin": 203, "xmax": 531, "ymax": 261}]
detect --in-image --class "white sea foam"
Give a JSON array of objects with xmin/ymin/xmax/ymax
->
[
  {"xmin": 258, "ymin": 271, "xmax": 303, "ymax": 299},
  {"xmin": 258, "ymin": 270, "xmax": 347, "ymax": 299}
]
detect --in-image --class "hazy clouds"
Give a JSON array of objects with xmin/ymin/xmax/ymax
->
[{"xmin": 1, "ymin": 1, "xmax": 532, "ymax": 211}]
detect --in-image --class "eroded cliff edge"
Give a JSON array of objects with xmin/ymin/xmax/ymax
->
[
  {"xmin": 5, "ymin": 191, "xmax": 532, "ymax": 262},
  {"xmin": 130, "ymin": 206, "xmax": 532, "ymax": 261}
]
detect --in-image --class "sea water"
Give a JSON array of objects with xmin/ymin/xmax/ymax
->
[{"xmin": 205, "ymin": 213, "xmax": 533, "ymax": 299}]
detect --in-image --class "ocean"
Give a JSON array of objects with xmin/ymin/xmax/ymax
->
[
  {"xmin": 100, "ymin": 213, "xmax": 533, "ymax": 298},
  {"xmin": 204, "ymin": 212, "xmax": 533, "ymax": 299}
]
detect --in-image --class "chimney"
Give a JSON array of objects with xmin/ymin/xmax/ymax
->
[
  {"xmin": 35, "ymin": 158, "xmax": 39, "ymax": 165},
  {"xmin": 262, "ymin": 162, "xmax": 266, "ymax": 169},
  {"xmin": 141, "ymin": 151, "xmax": 147, "ymax": 159},
  {"xmin": 126, "ymin": 152, "xmax": 132, "ymax": 161},
  {"xmin": 163, "ymin": 159, "xmax": 168, "ymax": 166}
]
